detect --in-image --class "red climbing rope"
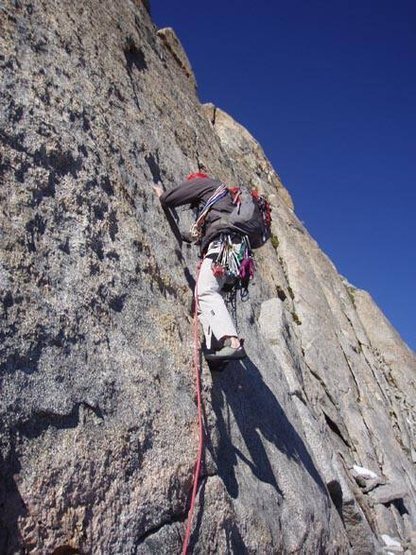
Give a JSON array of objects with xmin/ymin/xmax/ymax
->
[{"xmin": 182, "ymin": 262, "xmax": 204, "ymax": 555}]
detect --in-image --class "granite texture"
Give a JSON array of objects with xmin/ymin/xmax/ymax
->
[{"xmin": 0, "ymin": 1, "xmax": 415, "ymax": 553}]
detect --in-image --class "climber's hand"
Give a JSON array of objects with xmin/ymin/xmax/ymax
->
[{"xmin": 153, "ymin": 183, "xmax": 164, "ymax": 198}]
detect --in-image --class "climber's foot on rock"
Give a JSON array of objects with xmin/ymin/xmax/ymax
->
[{"xmin": 204, "ymin": 337, "xmax": 246, "ymax": 361}]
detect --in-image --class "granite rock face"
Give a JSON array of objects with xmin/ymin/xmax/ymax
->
[{"xmin": 1, "ymin": 1, "xmax": 415, "ymax": 553}]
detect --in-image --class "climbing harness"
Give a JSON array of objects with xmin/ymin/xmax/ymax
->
[{"xmin": 181, "ymin": 262, "xmax": 204, "ymax": 555}]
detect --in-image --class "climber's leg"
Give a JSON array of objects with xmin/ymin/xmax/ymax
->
[
  {"xmin": 197, "ymin": 256, "xmax": 237, "ymax": 348},
  {"xmin": 196, "ymin": 257, "xmax": 245, "ymax": 360}
]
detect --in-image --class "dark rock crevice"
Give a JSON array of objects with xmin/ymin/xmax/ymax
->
[
  {"xmin": 17, "ymin": 402, "xmax": 104, "ymax": 440},
  {"xmin": 322, "ymin": 411, "xmax": 351, "ymax": 449},
  {"xmin": 135, "ymin": 511, "xmax": 186, "ymax": 546},
  {"xmin": 123, "ymin": 37, "xmax": 147, "ymax": 111}
]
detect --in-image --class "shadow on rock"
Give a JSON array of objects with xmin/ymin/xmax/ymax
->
[
  {"xmin": 190, "ymin": 476, "xmax": 247, "ymax": 554},
  {"xmin": 0, "ymin": 437, "xmax": 28, "ymax": 554},
  {"xmin": 210, "ymin": 355, "xmax": 326, "ymax": 500}
]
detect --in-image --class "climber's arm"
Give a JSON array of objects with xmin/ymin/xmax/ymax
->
[
  {"xmin": 158, "ymin": 178, "xmax": 215, "ymax": 209},
  {"xmin": 153, "ymin": 177, "xmax": 216, "ymax": 244}
]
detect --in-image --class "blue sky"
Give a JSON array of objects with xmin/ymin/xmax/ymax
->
[{"xmin": 152, "ymin": 1, "xmax": 416, "ymax": 351}]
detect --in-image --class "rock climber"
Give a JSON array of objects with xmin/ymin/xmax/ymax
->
[{"xmin": 153, "ymin": 171, "xmax": 248, "ymax": 361}]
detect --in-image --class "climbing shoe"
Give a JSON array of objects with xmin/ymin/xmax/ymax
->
[{"xmin": 204, "ymin": 339, "xmax": 246, "ymax": 361}]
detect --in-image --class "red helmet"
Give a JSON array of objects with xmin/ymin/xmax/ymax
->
[{"xmin": 186, "ymin": 172, "xmax": 208, "ymax": 180}]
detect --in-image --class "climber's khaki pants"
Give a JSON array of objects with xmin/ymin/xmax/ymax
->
[{"xmin": 197, "ymin": 252, "xmax": 238, "ymax": 350}]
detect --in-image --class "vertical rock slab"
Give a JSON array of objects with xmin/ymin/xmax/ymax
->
[
  {"xmin": 1, "ymin": 1, "xmax": 415, "ymax": 553},
  {"xmin": 0, "ymin": 1, "xmax": 204, "ymax": 552}
]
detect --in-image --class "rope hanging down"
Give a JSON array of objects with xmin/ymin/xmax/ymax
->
[{"xmin": 182, "ymin": 262, "xmax": 204, "ymax": 555}]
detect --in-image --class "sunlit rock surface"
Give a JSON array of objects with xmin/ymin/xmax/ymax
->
[{"xmin": 1, "ymin": 1, "xmax": 415, "ymax": 553}]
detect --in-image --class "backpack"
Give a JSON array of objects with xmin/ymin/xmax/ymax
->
[
  {"xmin": 224, "ymin": 187, "xmax": 272, "ymax": 248},
  {"xmin": 190, "ymin": 184, "xmax": 272, "ymax": 248}
]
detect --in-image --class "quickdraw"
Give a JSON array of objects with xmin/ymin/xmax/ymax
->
[{"xmin": 211, "ymin": 234, "xmax": 255, "ymax": 294}]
